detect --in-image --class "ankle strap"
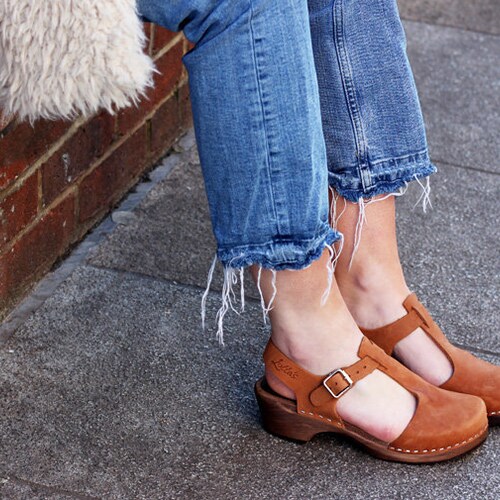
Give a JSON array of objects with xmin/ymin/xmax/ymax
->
[
  {"xmin": 263, "ymin": 338, "xmax": 382, "ymax": 418},
  {"xmin": 359, "ymin": 293, "xmax": 436, "ymax": 355}
]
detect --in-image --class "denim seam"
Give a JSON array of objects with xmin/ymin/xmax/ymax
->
[
  {"xmin": 217, "ymin": 231, "xmax": 334, "ymax": 252},
  {"xmin": 327, "ymin": 150, "xmax": 432, "ymax": 176},
  {"xmin": 333, "ymin": 0, "xmax": 371, "ymax": 191},
  {"xmin": 328, "ymin": 162, "xmax": 436, "ymax": 202},
  {"xmin": 249, "ymin": 3, "xmax": 281, "ymax": 235},
  {"xmin": 367, "ymin": 162, "xmax": 435, "ymax": 189},
  {"xmin": 369, "ymin": 148, "xmax": 429, "ymax": 167},
  {"xmin": 328, "ymin": 159, "xmax": 435, "ymax": 183}
]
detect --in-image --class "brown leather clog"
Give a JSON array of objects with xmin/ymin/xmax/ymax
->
[
  {"xmin": 255, "ymin": 337, "xmax": 487, "ymax": 463},
  {"xmin": 360, "ymin": 293, "xmax": 500, "ymax": 426}
]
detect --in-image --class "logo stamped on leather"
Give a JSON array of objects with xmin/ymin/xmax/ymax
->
[{"xmin": 271, "ymin": 358, "xmax": 299, "ymax": 379}]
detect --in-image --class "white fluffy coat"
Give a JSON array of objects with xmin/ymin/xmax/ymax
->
[{"xmin": 0, "ymin": 0, "xmax": 156, "ymax": 122}]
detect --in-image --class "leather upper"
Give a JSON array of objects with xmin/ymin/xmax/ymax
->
[
  {"xmin": 264, "ymin": 335, "xmax": 487, "ymax": 452},
  {"xmin": 361, "ymin": 293, "xmax": 500, "ymax": 416}
]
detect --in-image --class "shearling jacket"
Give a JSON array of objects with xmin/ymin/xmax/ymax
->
[{"xmin": 0, "ymin": 0, "xmax": 155, "ymax": 123}]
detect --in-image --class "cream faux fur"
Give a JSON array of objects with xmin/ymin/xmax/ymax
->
[{"xmin": 0, "ymin": 0, "xmax": 156, "ymax": 122}]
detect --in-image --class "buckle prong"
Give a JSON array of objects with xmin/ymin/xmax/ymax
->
[{"xmin": 323, "ymin": 368, "xmax": 353, "ymax": 399}]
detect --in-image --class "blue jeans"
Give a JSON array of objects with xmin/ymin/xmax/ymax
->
[
  {"xmin": 138, "ymin": 0, "xmax": 435, "ymax": 269},
  {"xmin": 137, "ymin": 0, "xmax": 436, "ymax": 337}
]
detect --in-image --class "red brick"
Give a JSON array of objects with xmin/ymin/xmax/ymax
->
[
  {"xmin": 0, "ymin": 171, "xmax": 39, "ymax": 248},
  {"xmin": 116, "ymin": 41, "xmax": 184, "ymax": 135},
  {"xmin": 154, "ymin": 41, "xmax": 184, "ymax": 94},
  {"xmin": 143, "ymin": 22, "xmax": 152, "ymax": 49},
  {"xmin": 178, "ymin": 82, "xmax": 193, "ymax": 129},
  {"xmin": 78, "ymin": 125, "xmax": 149, "ymax": 222},
  {"xmin": 0, "ymin": 192, "xmax": 75, "ymax": 303},
  {"xmin": 41, "ymin": 112, "xmax": 115, "ymax": 206},
  {"xmin": 0, "ymin": 113, "xmax": 12, "ymax": 133},
  {"xmin": 150, "ymin": 94, "xmax": 182, "ymax": 155},
  {"xmin": 0, "ymin": 119, "xmax": 71, "ymax": 190},
  {"xmin": 153, "ymin": 26, "xmax": 177, "ymax": 55}
]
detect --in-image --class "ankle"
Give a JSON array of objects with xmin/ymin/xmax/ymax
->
[
  {"xmin": 265, "ymin": 325, "xmax": 362, "ymax": 401},
  {"xmin": 336, "ymin": 260, "xmax": 411, "ymax": 329},
  {"xmin": 269, "ymin": 314, "xmax": 363, "ymax": 377}
]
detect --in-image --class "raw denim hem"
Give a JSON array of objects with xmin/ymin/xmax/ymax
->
[
  {"xmin": 216, "ymin": 223, "xmax": 341, "ymax": 271},
  {"xmin": 328, "ymin": 157, "xmax": 437, "ymax": 202}
]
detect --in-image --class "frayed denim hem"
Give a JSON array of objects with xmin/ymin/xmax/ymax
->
[
  {"xmin": 217, "ymin": 224, "xmax": 341, "ymax": 270},
  {"xmin": 328, "ymin": 158, "xmax": 437, "ymax": 271},
  {"xmin": 328, "ymin": 161, "xmax": 438, "ymax": 203},
  {"xmin": 201, "ymin": 223, "xmax": 342, "ymax": 345}
]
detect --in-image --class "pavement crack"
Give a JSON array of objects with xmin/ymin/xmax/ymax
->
[
  {"xmin": 434, "ymin": 159, "xmax": 500, "ymax": 177},
  {"xmin": 453, "ymin": 343, "xmax": 500, "ymax": 359},
  {"xmin": 402, "ymin": 17, "xmax": 500, "ymax": 39},
  {"xmin": 85, "ymin": 263, "xmax": 262, "ymax": 304},
  {"xmin": 4, "ymin": 474, "xmax": 99, "ymax": 499}
]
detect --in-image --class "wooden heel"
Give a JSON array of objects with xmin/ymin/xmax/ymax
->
[{"xmin": 254, "ymin": 378, "xmax": 334, "ymax": 443}]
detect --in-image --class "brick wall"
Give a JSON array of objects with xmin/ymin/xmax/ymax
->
[{"xmin": 0, "ymin": 25, "xmax": 193, "ymax": 322}]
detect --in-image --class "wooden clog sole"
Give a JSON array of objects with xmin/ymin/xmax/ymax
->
[{"xmin": 255, "ymin": 378, "xmax": 488, "ymax": 464}]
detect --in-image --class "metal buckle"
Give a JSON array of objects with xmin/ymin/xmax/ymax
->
[{"xmin": 323, "ymin": 368, "xmax": 353, "ymax": 399}]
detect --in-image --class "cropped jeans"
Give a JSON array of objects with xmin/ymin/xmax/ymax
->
[{"xmin": 137, "ymin": 0, "xmax": 436, "ymax": 339}]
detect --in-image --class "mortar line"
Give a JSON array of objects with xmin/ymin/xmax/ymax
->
[
  {"xmin": 0, "ymin": 117, "xmax": 86, "ymax": 204},
  {"xmin": 153, "ymin": 33, "xmax": 185, "ymax": 61},
  {"xmin": 3, "ymin": 474, "xmax": 98, "ymax": 500}
]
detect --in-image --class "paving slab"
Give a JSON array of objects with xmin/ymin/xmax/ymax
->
[
  {"xmin": 405, "ymin": 21, "xmax": 500, "ymax": 173},
  {"xmin": 87, "ymin": 133, "xmax": 499, "ymax": 354},
  {"xmin": 396, "ymin": 164, "xmax": 500, "ymax": 354},
  {"xmin": 398, "ymin": 0, "xmax": 500, "ymax": 36},
  {"xmin": 86, "ymin": 140, "xmax": 236, "ymax": 295},
  {"xmin": 86, "ymin": 130, "xmax": 259, "ymax": 300},
  {"xmin": 1, "ymin": 265, "xmax": 499, "ymax": 499}
]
